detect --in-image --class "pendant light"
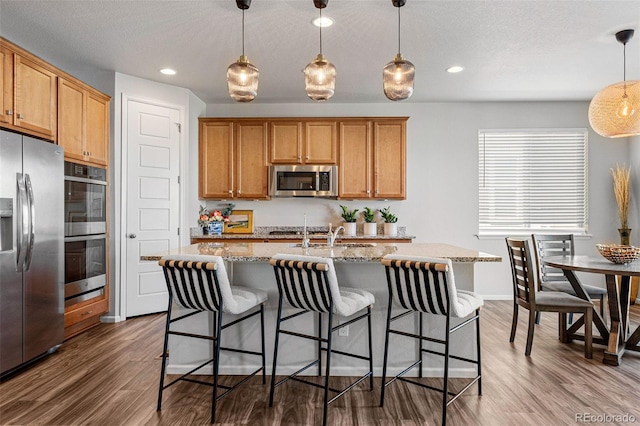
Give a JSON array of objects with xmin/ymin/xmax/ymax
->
[
  {"xmin": 227, "ymin": 0, "xmax": 259, "ymax": 102},
  {"xmin": 304, "ymin": 0, "xmax": 336, "ymax": 101},
  {"xmin": 382, "ymin": 0, "xmax": 415, "ymax": 101},
  {"xmin": 588, "ymin": 29, "xmax": 640, "ymax": 138}
]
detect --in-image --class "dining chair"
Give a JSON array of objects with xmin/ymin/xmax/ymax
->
[
  {"xmin": 506, "ymin": 238, "xmax": 593, "ymax": 358},
  {"xmin": 379, "ymin": 255, "xmax": 483, "ymax": 426},
  {"xmin": 269, "ymin": 254, "xmax": 374, "ymax": 426},
  {"xmin": 531, "ymin": 234, "xmax": 606, "ymax": 324},
  {"xmin": 157, "ymin": 255, "xmax": 267, "ymax": 424}
]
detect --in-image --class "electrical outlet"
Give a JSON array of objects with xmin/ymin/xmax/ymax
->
[{"xmin": 339, "ymin": 321, "xmax": 349, "ymax": 337}]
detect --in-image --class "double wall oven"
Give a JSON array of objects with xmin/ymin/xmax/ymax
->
[{"xmin": 64, "ymin": 162, "xmax": 107, "ymax": 307}]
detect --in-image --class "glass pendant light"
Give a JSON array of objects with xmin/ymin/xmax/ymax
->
[
  {"xmin": 588, "ymin": 29, "xmax": 640, "ymax": 138},
  {"xmin": 383, "ymin": 0, "xmax": 415, "ymax": 101},
  {"xmin": 304, "ymin": 0, "xmax": 336, "ymax": 101},
  {"xmin": 227, "ymin": 0, "xmax": 259, "ymax": 102}
]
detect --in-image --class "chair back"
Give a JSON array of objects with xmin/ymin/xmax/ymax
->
[
  {"xmin": 159, "ymin": 255, "xmax": 235, "ymax": 312},
  {"xmin": 270, "ymin": 254, "xmax": 337, "ymax": 313},
  {"xmin": 382, "ymin": 255, "xmax": 453, "ymax": 316},
  {"xmin": 531, "ymin": 234, "xmax": 574, "ymax": 290},
  {"xmin": 505, "ymin": 238, "xmax": 537, "ymax": 306}
]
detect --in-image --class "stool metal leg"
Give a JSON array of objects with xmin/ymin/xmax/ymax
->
[
  {"xmin": 379, "ymin": 297, "xmax": 393, "ymax": 407},
  {"xmin": 260, "ymin": 305, "xmax": 266, "ymax": 385},
  {"xmin": 367, "ymin": 306, "xmax": 373, "ymax": 391},
  {"xmin": 442, "ymin": 313, "xmax": 451, "ymax": 426},
  {"xmin": 318, "ymin": 312, "xmax": 323, "ymax": 377},
  {"xmin": 211, "ymin": 309, "xmax": 223, "ymax": 424},
  {"xmin": 269, "ymin": 296, "xmax": 284, "ymax": 407},
  {"xmin": 476, "ymin": 309, "xmax": 482, "ymax": 395},
  {"xmin": 322, "ymin": 311, "xmax": 335, "ymax": 426},
  {"xmin": 419, "ymin": 312, "xmax": 424, "ymax": 379},
  {"xmin": 157, "ymin": 298, "xmax": 173, "ymax": 411}
]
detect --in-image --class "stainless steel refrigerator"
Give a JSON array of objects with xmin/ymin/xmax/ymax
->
[{"xmin": 0, "ymin": 129, "xmax": 64, "ymax": 377}]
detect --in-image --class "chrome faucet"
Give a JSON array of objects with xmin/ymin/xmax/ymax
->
[
  {"xmin": 327, "ymin": 224, "xmax": 344, "ymax": 248},
  {"xmin": 301, "ymin": 214, "xmax": 310, "ymax": 248}
]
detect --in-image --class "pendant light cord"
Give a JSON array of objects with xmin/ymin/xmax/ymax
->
[
  {"xmin": 623, "ymin": 41, "xmax": 626, "ymax": 82},
  {"xmin": 319, "ymin": 8, "xmax": 323, "ymax": 55},
  {"xmin": 397, "ymin": 5, "xmax": 401, "ymax": 55},
  {"xmin": 242, "ymin": 9, "xmax": 245, "ymax": 57}
]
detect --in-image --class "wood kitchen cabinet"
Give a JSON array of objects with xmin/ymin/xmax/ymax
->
[
  {"xmin": 0, "ymin": 39, "xmax": 57, "ymax": 140},
  {"xmin": 199, "ymin": 119, "xmax": 269, "ymax": 200},
  {"xmin": 58, "ymin": 77, "xmax": 110, "ymax": 166},
  {"xmin": 270, "ymin": 120, "xmax": 337, "ymax": 164},
  {"xmin": 339, "ymin": 118, "xmax": 407, "ymax": 199}
]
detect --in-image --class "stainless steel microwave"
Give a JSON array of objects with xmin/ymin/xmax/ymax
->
[{"xmin": 269, "ymin": 165, "xmax": 338, "ymax": 197}]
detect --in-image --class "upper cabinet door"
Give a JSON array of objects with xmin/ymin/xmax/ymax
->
[
  {"xmin": 373, "ymin": 120, "xmax": 406, "ymax": 199},
  {"xmin": 199, "ymin": 121, "xmax": 234, "ymax": 199},
  {"xmin": 339, "ymin": 121, "xmax": 372, "ymax": 199},
  {"xmin": 270, "ymin": 121, "xmax": 303, "ymax": 164},
  {"xmin": 14, "ymin": 54, "xmax": 57, "ymax": 139},
  {"xmin": 0, "ymin": 45, "xmax": 13, "ymax": 126},
  {"xmin": 305, "ymin": 121, "xmax": 337, "ymax": 164},
  {"xmin": 85, "ymin": 92, "xmax": 109, "ymax": 166},
  {"xmin": 58, "ymin": 78, "xmax": 85, "ymax": 162},
  {"xmin": 235, "ymin": 122, "xmax": 269, "ymax": 199}
]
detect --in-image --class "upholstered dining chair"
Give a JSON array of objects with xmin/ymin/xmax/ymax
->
[
  {"xmin": 269, "ymin": 254, "xmax": 374, "ymax": 426},
  {"xmin": 531, "ymin": 234, "xmax": 606, "ymax": 323},
  {"xmin": 506, "ymin": 238, "xmax": 593, "ymax": 358},
  {"xmin": 157, "ymin": 255, "xmax": 267, "ymax": 424},
  {"xmin": 379, "ymin": 255, "xmax": 483, "ymax": 426}
]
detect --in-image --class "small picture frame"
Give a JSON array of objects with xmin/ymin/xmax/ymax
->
[{"xmin": 223, "ymin": 210, "xmax": 253, "ymax": 234}]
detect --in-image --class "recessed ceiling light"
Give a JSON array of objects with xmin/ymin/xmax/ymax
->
[
  {"xmin": 312, "ymin": 16, "xmax": 334, "ymax": 28},
  {"xmin": 160, "ymin": 68, "xmax": 176, "ymax": 75},
  {"xmin": 446, "ymin": 66, "xmax": 464, "ymax": 74}
]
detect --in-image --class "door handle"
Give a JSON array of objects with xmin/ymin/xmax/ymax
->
[
  {"xmin": 16, "ymin": 173, "xmax": 27, "ymax": 271},
  {"xmin": 24, "ymin": 174, "xmax": 35, "ymax": 271},
  {"xmin": 128, "ymin": 233, "xmax": 137, "ymax": 239}
]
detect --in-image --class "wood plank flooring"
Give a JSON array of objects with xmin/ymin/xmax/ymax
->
[{"xmin": 1, "ymin": 301, "xmax": 639, "ymax": 425}]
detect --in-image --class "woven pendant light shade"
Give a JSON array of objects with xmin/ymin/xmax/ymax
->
[{"xmin": 588, "ymin": 80, "xmax": 640, "ymax": 138}]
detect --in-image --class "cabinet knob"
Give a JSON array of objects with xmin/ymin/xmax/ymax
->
[
  {"xmin": 128, "ymin": 233, "xmax": 137, "ymax": 239},
  {"xmin": 228, "ymin": 190, "xmax": 233, "ymax": 194},
  {"xmin": 366, "ymin": 190, "xmax": 370, "ymax": 194},
  {"xmin": 305, "ymin": 155, "xmax": 309, "ymax": 160},
  {"xmin": 238, "ymin": 190, "xmax": 242, "ymax": 195},
  {"xmin": 297, "ymin": 155, "xmax": 301, "ymax": 160},
  {"xmin": 5, "ymin": 109, "xmax": 12, "ymax": 115},
  {"xmin": 17, "ymin": 113, "xmax": 23, "ymax": 119}
]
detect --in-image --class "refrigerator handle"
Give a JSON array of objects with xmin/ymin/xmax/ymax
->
[
  {"xmin": 16, "ymin": 173, "xmax": 27, "ymax": 271},
  {"xmin": 24, "ymin": 173, "xmax": 35, "ymax": 271}
]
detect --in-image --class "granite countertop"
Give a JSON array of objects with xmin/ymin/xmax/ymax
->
[
  {"xmin": 190, "ymin": 225, "xmax": 415, "ymax": 240},
  {"xmin": 142, "ymin": 241, "xmax": 501, "ymax": 263}
]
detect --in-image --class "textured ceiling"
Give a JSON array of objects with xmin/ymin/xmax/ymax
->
[{"xmin": 1, "ymin": 0, "xmax": 639, "ymax": 104}]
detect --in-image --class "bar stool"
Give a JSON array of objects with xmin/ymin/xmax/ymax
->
[
  {"xmin": 379, "ymin": 255, "xmax": 483, "ymax": 426},
  {"xmin": 157, "ymin": 255, "xmax": 267, "ymax": 424},
  {"xmin": 268, "ymin": 254, "xmax": 374, "ymax": 426}
]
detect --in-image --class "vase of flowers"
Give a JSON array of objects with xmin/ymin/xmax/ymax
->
[
  {"xmin": 198, "ymin": 205, "xmax": 230, "ymax": 235},
  {"xmin": 379, "ymin": 206, "xmax": 398, "ymax": 236},
  {"xmin": 612, "ymin": 165, "xmax": 631, "ymax": 245},
  {"xmin": 340, "ymin": 205, "xmax": 358, "ymax": 236},
  {"xmin": 362, "ymin": 207, "xmax": 377, "ymax": 236}
]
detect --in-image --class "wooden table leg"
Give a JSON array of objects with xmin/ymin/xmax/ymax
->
[
  {"xmin": 603, "ymin": 274, "xmax": 630, "ymax": 366},
  {"xmin": 563, "ymin": 270, "xmax": 609, "ymax": 339}
]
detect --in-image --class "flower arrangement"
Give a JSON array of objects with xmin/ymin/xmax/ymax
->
[
  {"xmin": 340, "ymin": 205, "xmax": 359, "ymax": 223},
  {"xmin": 379, "ymin": 206, "xmax": 398, "ymax": 223},
  {"xmin": 362, "ymin": 207, "xmax": 376, "ymax": 223},
  {"xmin": 198, "ymin": 204, "xmax": 231, "ymax": 226},
  {"xmin": 611, "ymin": 164, "xmax": 631, "ymax": 230}
]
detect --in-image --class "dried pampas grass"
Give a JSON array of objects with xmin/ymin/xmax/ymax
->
[{"xmin": 611, "ymin": 164, "xmax": 631, "ymax": 229}]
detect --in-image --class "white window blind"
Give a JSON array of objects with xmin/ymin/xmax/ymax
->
[{"xmin": 478, "ymin": 129, "xmax": 588, "ymax": 235}]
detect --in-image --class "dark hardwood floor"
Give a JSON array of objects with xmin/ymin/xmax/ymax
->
[{"xmin": 1, "ymin": 300, "xmax": 639, "ymax": 425}]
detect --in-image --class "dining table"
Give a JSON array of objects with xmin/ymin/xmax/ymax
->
[{"xmin": 542, "ymin": 255, "xmax": 640, "ymax": 366}]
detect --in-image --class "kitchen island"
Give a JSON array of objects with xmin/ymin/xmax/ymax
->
[{"xmin": 143, "ymin": 242, "xmax": 500, "ymax": 378}]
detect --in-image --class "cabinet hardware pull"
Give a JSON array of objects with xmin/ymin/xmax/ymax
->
[
  {"xmin": 128, "ymin": 233, "xmax": 137, "ymax": 239},
  {"xmin": 17, "ymin": 113, "xmax": 23, "ymax": 119},
  {"xmin": 81, "ymin": 310, "xmax": 93, "ymax": 316},
  {"xmin": 5, "ymin": 110, "xmax": 12, "ymax": 115}
]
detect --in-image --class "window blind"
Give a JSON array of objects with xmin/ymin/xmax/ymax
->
[{"xmin": 478, "ymin": 129, "xmax": 588, "ymax": 235}]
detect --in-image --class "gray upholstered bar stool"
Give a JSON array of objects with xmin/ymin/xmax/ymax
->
[
  {"xmin": 379, "ymin": 255, "xmax": 483, "ymax": 426},
  {"xmin": 268, "ymin": 254, "xmax": 375, "ymax": 426},
  {"xmin": 157, "ymin": 255, "xmax": 267, "ymax": 424}
]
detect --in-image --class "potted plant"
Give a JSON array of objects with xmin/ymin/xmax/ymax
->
[
  {"xmin": 379, "ymin": 206, "xmax": 398, "ymax": 236},
  {"xmin": 612, "ymin": 164, "xmax": 631, "ymax": 245},
  {"xmin": 362, "ymin": 207, "xmax": 377, "ymax": 236},
  {"xmin": 340, "ymin": 205, "xmax": 358, "ymax": 236},
  {"xmin": 198, "ymin": 205, "xmax": 229, "ymax": 235}
]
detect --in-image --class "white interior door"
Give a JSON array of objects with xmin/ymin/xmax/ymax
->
[{"xmin": 125, "ymin": 100, "xmax": 180, "ymax": 317}]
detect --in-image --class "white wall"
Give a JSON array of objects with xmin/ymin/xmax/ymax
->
[
  {"xmin": 201, "ymin": 101, "xmax": 629, "ymax": 298},
  {"xmin": 630, "ymin": 135, "xmax": 640, "ymax": 237}
]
